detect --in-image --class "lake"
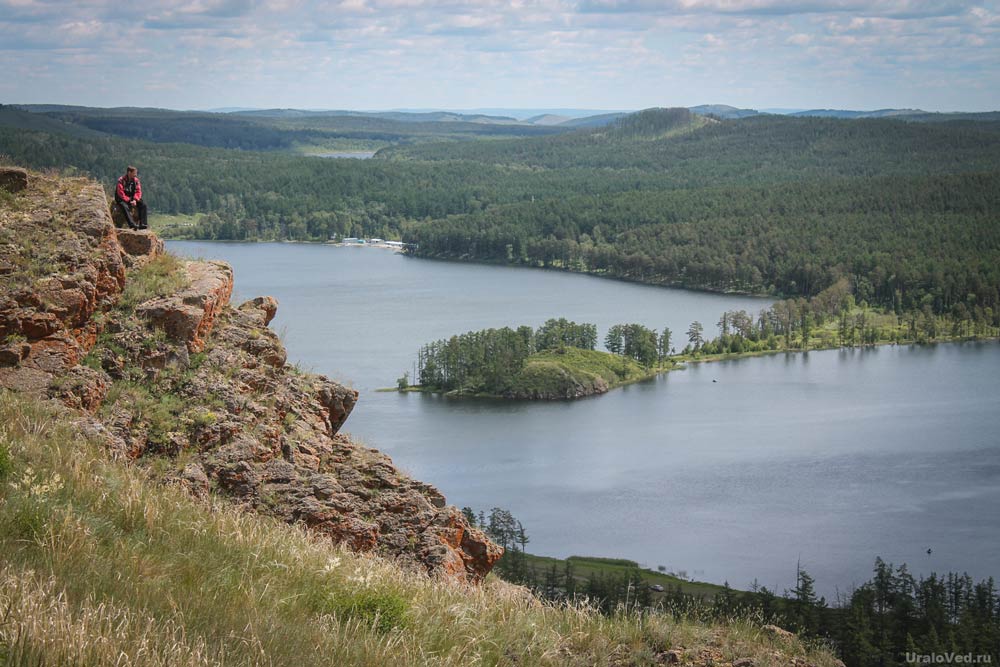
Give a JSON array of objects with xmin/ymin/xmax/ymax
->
[
  {"xmin": 169, "ymin": 241, "xmax": 1000, "ymax": 595},
  {"xmin": 309, "ymin": 151, "xmax": 377, "ymax": 159}
]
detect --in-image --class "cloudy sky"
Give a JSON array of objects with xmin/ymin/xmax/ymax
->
[{"xmin": 1, "ymin": 0, "xmax": 998, "ymax": 112}]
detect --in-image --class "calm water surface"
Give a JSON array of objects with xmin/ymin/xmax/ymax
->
[
  {"xmin": 310, "ymin": 151, "xmax": 377, "ymax": 159},
  {"xmin": 170, "ymin": 242, "xmax": 1000, "ymax": 594}
]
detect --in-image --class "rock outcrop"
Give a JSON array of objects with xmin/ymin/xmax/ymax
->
[
  {"xmin": 0, "ymin": 167, "xmax": 29, "ymax": 193},
  {"xmin": 136, "ymin": 260, "xmax": 233, "ymax": 353},
  {"xmin": 0, "ymin": 167, "xmax": 502, "ymax": 582},
  {"xmin": 0, "ymin": 173, "xmax": 128, "ymax": 403}
]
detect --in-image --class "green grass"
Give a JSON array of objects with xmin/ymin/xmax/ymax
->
[
  {"xmin": 115, "ymin": 252, "xmax": 188, "ymax": 311},
  {"xmin": 0, "ymin": 440, "xmax": 10, "ymax": 480},
  {"xmin": 526, "ymin": 348, "xmax": 650, "ymax": 385},
  {"xmin": 509, "ymin": 348, "xmax": 657, "ymax": 398},
  {"xmin": 524, "ymin": 554, "xmax": 729, "ymax": 601},
  {"xmin": 392, "ymin": 348, "xmax": 668, "ymax": 398},
  {"xmin": 0, "ymin": 389, "xmax": 842, "ymax": 667},
  {"xmin": 147, "ymin": 212, "xmax": 202, "ymax": 237}
]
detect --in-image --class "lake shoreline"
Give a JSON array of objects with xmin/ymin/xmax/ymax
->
[
  {"xmin": 165, "ymin": 239, "xmax": 1000, "ymax": 595},
  {"xmin": 158, "ymin": 235, "xmax": 776, "ymax": 300},
  {"xmin": 379, "ymin": 337, "xmax": 1000, "ymax": 399}
]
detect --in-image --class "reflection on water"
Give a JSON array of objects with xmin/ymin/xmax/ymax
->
[{"xmin": 169, "ymin": 241, "xmax": 1000, "ymax": 595}]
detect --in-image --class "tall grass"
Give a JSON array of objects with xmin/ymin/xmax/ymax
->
[{"xmin": 0, "ymin": 391, "xmax": 841, "ymax": 666}]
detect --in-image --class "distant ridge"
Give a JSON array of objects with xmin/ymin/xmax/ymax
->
[
  {"xmin": 524, "ymin": 114, "xmax": 572, "ymax": 126},
  {"xmin": 233, "ymin": 108, "xmax": 522, "ymax": 125},
  {"xmin": 790, "ymin": 108, "xmax": 926, "ymax": 118},
  {"xmin": 0, "ymin": 105, "xmax": 108, "ymax": 139},
  {"xmin": 558, "ymin": 112, "xmax": 628, "ymax": 128},
  {"xmin": 688, "ymin": 104, "xmax": 761, "ymax": 119},
  {"xmin": 789, "ymin": 108, "xmax": 1000, "ymax": 122}
]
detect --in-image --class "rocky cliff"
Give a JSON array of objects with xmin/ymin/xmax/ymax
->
[{"xmin": 0, "ymin": 167, "xmax": 501, "ymax": 582}]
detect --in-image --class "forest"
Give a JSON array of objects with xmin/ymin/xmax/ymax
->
[
  {"xmin": 474, "ymin": 507, "xmax": 999, "ymax": 667},
  {"xmin": 412, "ymin": 318, "xmax": 601, "ymax": 395},
  {"xmin": 1, "ymin": 105, "xmax": 999, "ymax": 318}
]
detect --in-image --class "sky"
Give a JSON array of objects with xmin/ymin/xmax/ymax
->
[{"xmin": 1, "ymin": 0, "xmax": 998, "ymax": 113}]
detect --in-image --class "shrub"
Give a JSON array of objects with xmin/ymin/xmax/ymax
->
[
  {"xmin": 0, "ymin": 441, "xmax": 10, "ymax": 479},
  {"xmin": 308, "ymin": 588, "xmax": 409, "ymax": 633}
]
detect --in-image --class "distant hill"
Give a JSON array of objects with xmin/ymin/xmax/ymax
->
[
  {"xmin": 525, "ymin": 114, "xmax": 572, "ymax": 126},
  {"xmin": 411, "ymin": 108, "xmax": 629, "ymax": 120},
  {"xmin": 558, "ymin": 112, "xmax": 628, "ymax": 128},
  {"xmin": 1, "ymin": 105, "xmax": 571, "ymax": 152},
  {"xmin": 234, "ymin": 108, "xmax": 523, "ymax": 125},
  {"xmin": 790, "ymin": 108, "xmax": 1000, "ymax": 122},
  {"xmin": 688, "ymin": 104, "xmax": 761, "ymax": 119},
  {"xmin": 605, "ymin": 107, "xmax": 706, "ymax": 139},
  {"xmin": 790, "ymin": 108, "xmax": 925, "ymax": 119},
  {"xmin": 0, "ymin": 105, "xmax": 107, "ymax": 139}
]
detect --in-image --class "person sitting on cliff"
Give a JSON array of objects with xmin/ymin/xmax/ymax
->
[{"xmin": 115, "ymin": 166, "xmax": 147, "ymax": 230}]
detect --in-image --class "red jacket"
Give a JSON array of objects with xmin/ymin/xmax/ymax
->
[{"xmin": 116, "ymin": 175, "xmax": 142, "ymax": 204}]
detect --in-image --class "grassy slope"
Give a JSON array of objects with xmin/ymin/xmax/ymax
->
[
  {"xmin": 511, "ymin": 348, "xmax": 654, "ymax": 397},
  {"xmin": 524, "ymin": 554, "xmax": 728, "ymax": 600},
  {"xmin": 0, "ymin": 391, "xmax": 840, "ymax": 667},
  {"xmin": 397, "ymin": 348, "xmax": 657, "ymax": 398}
]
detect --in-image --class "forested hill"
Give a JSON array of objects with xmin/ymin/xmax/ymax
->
[
  {"xmin": 406, "ymin": 173, "xmax": 1000, "ymax": 307},
  {"xmin": 380, "ymin": 107, "xmax": 1000, "ymax": 175},
  {"xmin": 0, "ymin": 105, "xmax": 998, "ymax": 316},
  {"xmin": 1, "ymin": 104, "xmax": 568, "ymax": 152}
]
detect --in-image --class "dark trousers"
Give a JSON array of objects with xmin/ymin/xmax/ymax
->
[{"xmin": 117, "ymin": 200, "xmax": 148, "ymax": 229}]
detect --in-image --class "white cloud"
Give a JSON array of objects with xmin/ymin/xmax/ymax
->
[{"xmin": 0, "ymin": 0, "xmax": 996, "ymax": 110}]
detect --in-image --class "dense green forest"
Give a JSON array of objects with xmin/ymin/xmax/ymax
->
[
  {"xmin": 411, "ymin": 318, "xmax": 616, "ymax": 397},
  {"xmin": 1, "ymin": 104, "xmax": 998, "ymax": 317},
  {"xmin": 475, "ymin": 508, "xmax": 1000, "ymax": 667},
  {"xmin": 410, "ymin": 283, "xmax": 998, "ymax": 400}
]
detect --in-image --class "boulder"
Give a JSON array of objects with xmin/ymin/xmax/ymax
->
[
  {"xmin": 136, "ymin": 260, "xmax": 233, "ymax": 352},
  {"xmin": 762, "ymin": 624, "xmax": 795, "ymax": 640},
  {"xmin": 117, "ymin": 229, "xmax": 164, "ymax": 266},
  {"xmin": 0, "ymin": 167, "xmax": 28, "ymax": 193},
  {"xmin": 239, "ymin": 296, "xmax": 279, "ymax": 326},
  {"xmin": 316, "ymin": 379, "xmax": 358, "ymax": 436}
]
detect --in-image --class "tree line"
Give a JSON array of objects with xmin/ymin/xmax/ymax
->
[
  {"xmin": 2, "ymin": 108, "xmax": 999, "ymax": 319},
  {"xmin": 465, "ymin": 508, "xmax": 1000, "ymax": 667},
  {"xmin": 414, "ymin": 318, "xmax": 598, "ymax": 394}
]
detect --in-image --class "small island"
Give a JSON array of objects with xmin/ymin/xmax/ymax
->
[
  {"xmin": 393, "ymin": 278, "xmax": 1000, "ymax": 401},
  {"xmin": 396, "ymin": 319, "xmax": 674, "ymax": 400}
]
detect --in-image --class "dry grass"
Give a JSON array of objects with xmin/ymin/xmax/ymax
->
[{"xmin": 0, "ymin": 391, "xmax": 841, "ymax": 667}]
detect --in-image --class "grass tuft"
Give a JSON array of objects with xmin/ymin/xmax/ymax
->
[
  {"xmin": 0, "ymin": 439, "xmax": 10, "ymax": 479},
  {"xmin": 116, "ymin": 252, "xmax": 188, "ymax": 311}
]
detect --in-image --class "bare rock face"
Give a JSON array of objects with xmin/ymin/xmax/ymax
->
[
  {"xmin": 0, "ymin": 167, "xmax": 502, "ymax": 583},
  {"xmin": 167, "ymin": 303, "xmax": 500, "ymax": 581},
  {"xmin": 0, "ymin": 175, "xmax": 126, "ymax": 399},
  {"xmin": 49, "ymin": 365, "xmax": 111, "ymax": 413},
  {"xmin": 136, "ymin": 260, "xmax": 233, "ymax": 353}
]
